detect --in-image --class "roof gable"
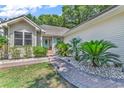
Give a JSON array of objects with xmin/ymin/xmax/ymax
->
[{"xmin": 0, "ymin": 15, "xmax": 45, "ymax": 32}]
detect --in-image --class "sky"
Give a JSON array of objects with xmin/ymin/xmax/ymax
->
[{"xmin": 0, "ymin": 5, "xmax": 62, "ymax": 19}]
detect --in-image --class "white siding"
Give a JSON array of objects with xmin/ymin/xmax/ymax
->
[
  {"xmin": 8, "ymin": 20, "xmax": 37, "ymax": 47},
  {"xmin": 0, "ymin": 28, "xmax": 4, "ymax": 36},
  {"xmin": 64, "ymin": 12, "xmax": 124, "ymax": 62}
]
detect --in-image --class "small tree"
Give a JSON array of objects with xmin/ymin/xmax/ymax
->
[{"xmin": 70, "ymin": 38, "xmax": 81, "ymax": 61}]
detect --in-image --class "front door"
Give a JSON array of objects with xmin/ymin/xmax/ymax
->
[{"xmin": 43, "ymin": 37, "xmax": 52, "ymax": 50}]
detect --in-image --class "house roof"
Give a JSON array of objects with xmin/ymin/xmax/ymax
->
[
  {"xmin": 64, "ymin": 5, "xmax": 122, "ymax": 36},
  {"xmin": 0, "ymin": 15, "xmax": 45, "ymax": 32},
  {"xmin": 40, "ymin": 25, "xmax": 69, "ymax": 36},
  {"xmin": 0, "ymin": 15, "xmax": 69, "ymax": 36}
]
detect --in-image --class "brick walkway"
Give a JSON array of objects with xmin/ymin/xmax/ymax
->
[{"xmin": 49, "ymin": 56, "xmax": 124, "ymax": 88}]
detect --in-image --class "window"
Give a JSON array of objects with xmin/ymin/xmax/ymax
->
[
  {"xmin": 14, "ymin": 31, "xmax": 32, "ymax": 46},
  {"xmin": 24, "ymin": 32, "xmax": 32, "ymax": 45},
  {"xmin": 14, "ymin": 31, "xmax": 23, "ymax": 45}
]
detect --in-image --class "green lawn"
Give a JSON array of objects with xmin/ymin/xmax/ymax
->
[{"xmin": 0, "ymin": 62, "xmax": 72, "ymax": 88}]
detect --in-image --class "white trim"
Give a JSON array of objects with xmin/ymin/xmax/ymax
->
[
  {"xmin": 23, "ymin": 16, "xmax": 45, "ymax": 32},
  {"xmin": 0, "ymin": 28, "xmax": 4, "ymax": 36},
  {"xmin": 41, "ymin": 36, "xmax": 43, "ymax": 46},
  {"xmin": 0, "ymin": 16, "xmax": 45, "ymax": 33}
]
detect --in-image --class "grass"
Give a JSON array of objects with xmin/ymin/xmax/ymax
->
[{"xmin": 0, "ymin": 62, "xmax": 72, "ymax": 88}]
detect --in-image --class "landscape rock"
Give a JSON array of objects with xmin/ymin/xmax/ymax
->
[{"xmin": 58, "ymin": 56, "xmax": 124, "ymax": 80}]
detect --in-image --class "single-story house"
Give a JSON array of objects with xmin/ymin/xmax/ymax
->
[
  {"xmin": 0, "ymin": 15, "xmax": 69, "ymax": 53},
  {"xmin": 0, "ymin": 5, "xmax": 124, "ymax": 61}
]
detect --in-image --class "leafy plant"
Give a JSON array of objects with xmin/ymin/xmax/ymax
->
[
  {"xmin": 24, "ymin": 46, "xmax": 33, "ymax": 58},
  {"xmin": 0, "ymin": 48, "xmax": 4, "ymax": 59},
  {"xmin": 56, "ymin": 41, "xmax": 71, "ymax": 57},
  {"xmin": 9, "ymin": 47, "xmax": 21, "ymax": 59},
  {"xmin": 0, "ymin": 35, "xmax": 7, "ymax": 48},
  {"xmin": 80, "ymin": 40, "xmax": 121, "ymax": 67},
  {"xmin": 70, "ymin": 38, "xmax": 81, "ymax": 61},
  {"xmin": 33, "ymin": 46, "xmax": 47, "ymax": 57}
]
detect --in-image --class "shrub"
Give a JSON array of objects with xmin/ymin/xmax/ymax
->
[
  {"xmin": 55, "ymin": 41, "xmax": 71, "ymax": 56},
  {"xmin": 33, "ymin": 46, "xmax": 47, "ymax": 57},
  {"xmin": 0, "ymin": 35, "xmax": 7, "ymax": 49},
  {"xmin": 80, "ymin": 40, "xmax": 121, "ymax": 67},
  {"xmin": 0, "ymin": 47, "xmax": 4, "ymax": 59},
  {"xmin": 70, "ymin": 38, "xmax": 81, "ymax": 61},
  {"xmin": 9, "ymin": 47, "xmax": 21, "ymax": 59},
  {"xmin": 24, "ymin": 46, "xmax": 33, "ymax": 58}
]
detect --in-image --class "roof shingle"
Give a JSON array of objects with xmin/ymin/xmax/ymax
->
[{"xmin": 40, "ymin": 25, "xmax": 69, "ymax": 36}]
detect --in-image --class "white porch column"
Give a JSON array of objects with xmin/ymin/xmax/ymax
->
[
  {"xmin": 0, "ymin": 28, "xmax": 4, "ymax": 36},
  {"xmin": 41, "ymin": 36, "xmax": 43, "ymax": 46},
  {"xmin": 34, "ymin": 31, "xmax": 37, "ymax": 46},
  {"xmin": 52, "ymin": 36, "xmax": 56, "ymax": 54}
]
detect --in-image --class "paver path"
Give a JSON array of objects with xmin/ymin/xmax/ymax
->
[{"xmin": 49, "ymin": 56, "xmax": 124, "ymax": 88}]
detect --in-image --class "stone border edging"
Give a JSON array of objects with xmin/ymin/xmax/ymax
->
[
  {"xmin": 58, "ymin": 57, "xmax": 124, "ymax": 83},
  {"xmin": 50, "ymin": 56, "xmax": 124, "ymax": 88},
  {"xmin": 49, "ymin": 57, "xmax": 89, "ymax": 87},
  {"xmin": 49, "ymin": 58, "xmax": 78, "ymax": 88}
]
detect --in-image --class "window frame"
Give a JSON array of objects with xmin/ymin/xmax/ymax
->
[
  {"xmin": 14, "ymin": 31, "xmax": 23, "ymax": 46},
  {"xmin": 14, "ymin": 31, "xmax": 32, "ymax": 46},
  {"xmin": 24, "ymin": 32, "xmax": 32, "ymax": 46}
]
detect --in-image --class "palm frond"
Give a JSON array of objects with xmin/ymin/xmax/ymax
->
[{"xmin": 79, "ymin": 40, "xmax": 120, "ymax": 67}]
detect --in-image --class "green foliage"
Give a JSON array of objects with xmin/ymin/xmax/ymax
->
[
  {"xmin": 26, "ymin": 5, "xmax": 110, "ymax": 28},
  {"xmin": 38, "ymin": 14, "xmax": 64, "ymax": 26},
  {"xmin": 33, "ymin": 46, "xmax": 47, "ymax": 57},
  {"xmin": 9, "ymin": 47, "xmax": 21, "ymax": 59},
  {"xmin": 70, "ymin": 38, "xmax": 81, "ymax": 61},
  {"xmin": 80, "ymin": 40, "xmax": 121, "ymax": 67},
  {"xmin": 27, "ymin": 14, "xmax": 64, "ymax": 27},
  {"xmin": 24, "ymin": 46, "xmax": 33, "ymax": 58},
  {"xmin": 62, "ymin": 5, "xmax": 110, "ymax": 28},
  {"xmin": 26, "ymin": 14, "xmax": 41, "ymax": 25},
  {"xmin": 56, "ymin": 41, "xmax": 71, "ymax": 57},
  {"xmin": 0, "ymin": 35, "xmax": 7, "ymax": 48}
]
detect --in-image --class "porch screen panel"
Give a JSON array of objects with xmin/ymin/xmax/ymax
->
[
  {"xmin": 14, "ymin": 31, "xmax": 23, "ymax": 45},
  {"xmin": 24, "ymin": 32, "xmax": 32, "ymax": 45}
]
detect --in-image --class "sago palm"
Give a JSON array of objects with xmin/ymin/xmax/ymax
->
[
  {"xmin": 56, "ymin": 41, "xmax": 71, "ymax": 57},
  {"xmin": 80, "ymin": 40, "xmax": 121, "ymax": 67}
]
